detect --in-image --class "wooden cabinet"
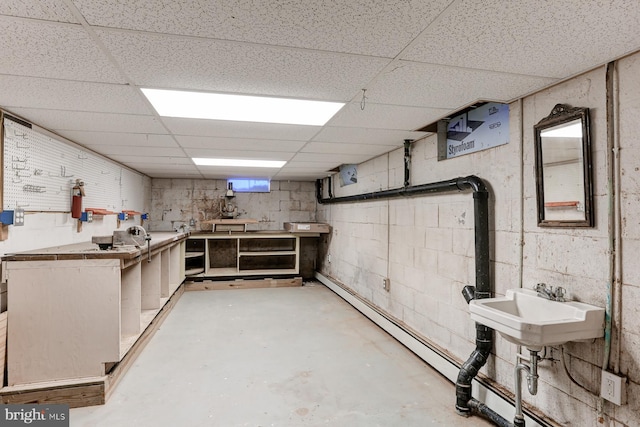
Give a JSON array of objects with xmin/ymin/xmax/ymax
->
[
  {"xmin": 3, "ymin": 233, "xmax": 187, "ymax": 387},
  {"xmin": 186, "ymin": 232, "xmax": 300, "ymax": 278}
]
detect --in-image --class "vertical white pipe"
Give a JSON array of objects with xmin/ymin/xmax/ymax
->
[
  {"xmin": 386, "ymin": 153, "xmax": 391, "ymax": 280},
  {"xmin": 612, "ymin": 61, "xmax": 623, "ymax": 374},
  {"xmin": 603, "ymin": 64, "xmax": 615, "ymax": 373},
  {"xmin": 518, "ymin": 98, "xmax": 525, "ymax": 290}
]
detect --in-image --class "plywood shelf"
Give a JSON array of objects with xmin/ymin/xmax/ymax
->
[
  {"xmin": 187, "ymin": 232, "xmax": 300, "ymax": 278},
  {"xmin": 207, "ymin": 267, "xmax": 240, "ymax": 276},
  {"xmin": 236, "ymin": 268, "xmax": 299, "ymax": 275},
  {"xmin": 185, "ymin": 252, "xmax": 205, "ymax": 258},
  {"xmin": 185, "ymin": 267, "xmax": 205, "ymax": 276},
  {"xmin": 238, "ymin": 251, "xmax": 297, "ymax": 256}
]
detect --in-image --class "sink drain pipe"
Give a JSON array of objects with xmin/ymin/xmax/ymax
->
[{"xmin": 316, "ymin": 175, "xmax": 506, "ymax": 424}]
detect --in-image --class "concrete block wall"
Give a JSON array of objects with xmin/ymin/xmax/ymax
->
[
  {"xmin": 149, "ymin": 179, "xmax": 317, "ymax": 232},
  {"xmin": 318, "ymin": 55, "xmax": 640, "ymax": 426}
]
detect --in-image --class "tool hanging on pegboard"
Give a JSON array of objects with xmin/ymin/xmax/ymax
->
[{"xmin": 71, "ymin": 179, "xmax": 85, "ymax": 219}]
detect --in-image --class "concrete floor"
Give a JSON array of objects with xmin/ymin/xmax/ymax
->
[{"xmin": 70, "ymin": 283, "xmax": 492, "ymax": 426}]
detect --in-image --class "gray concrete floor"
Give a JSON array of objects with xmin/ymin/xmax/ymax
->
[{"xmin": 70, "ymin": 283, "xmax": 492, "ymax": 426}]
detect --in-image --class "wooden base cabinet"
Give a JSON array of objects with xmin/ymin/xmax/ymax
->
[
  {"xmin": 186, "ymin": 232, "xmax": 300, "ymax": 278},
  {"xmin": 3, "ymin": 233, "xmax": 187, "ymax": 387}
]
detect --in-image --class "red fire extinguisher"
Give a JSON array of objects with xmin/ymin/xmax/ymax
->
[{"xmin": 71, "ymin": 179, "xmax": 85, "ymax": 219}]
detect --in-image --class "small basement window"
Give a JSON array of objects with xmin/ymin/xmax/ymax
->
[{"xmin": 227, "ymin": 178, "xmax": 270, "ymax": 193}]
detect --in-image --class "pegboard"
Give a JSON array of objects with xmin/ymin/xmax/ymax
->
[
  {"xmin": 120, "ymin": 168, "xmax": 146, "ymax": 211},
  {"xmin": 3, "ymin": 117, "xmax": 145, "ymax": 213}
]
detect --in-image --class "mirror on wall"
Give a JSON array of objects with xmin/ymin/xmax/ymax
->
[{"xmin": 534, "ymin": 104, "xmax": 593, "ymax": 227}]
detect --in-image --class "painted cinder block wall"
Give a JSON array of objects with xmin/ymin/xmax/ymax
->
[
  {"xmin": 148, "ymin": 179, "xmax": 317, "ymax": 232},
  {"xmin": 148, "ymin": 179, "xmax": 320, "ymax": 278},
  {"xmin": 317, "ymin": 53, "xmax": 640, "ymax": 426}
]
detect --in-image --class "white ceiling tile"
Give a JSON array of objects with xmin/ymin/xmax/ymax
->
[
  {"xmin": 129, "ymin": 165, "xmax": 202, "ymax": 178},
  {"xmin": 290, "ymin": 152, "xmax": 369, "ymax": 164},
  {"xmin": 145, "ymin": 171, "xmax": 203, "ymax": 178},
  {"xmin": 8, "ymin": 108, "xmax": 166, "ymax": 134},
  {"xmin": 329, "ymin": 102, "xmax": 451, "ymax": 131},
  {"xmin": 2, "ymin": 1, "xmax": 639, "ymax": 182},
  {"xmin": 313, "ymin": 126, "xmax": 426, "ymax": 146},
  {"xmin": 61, "ymin": 131, "xmax": 179, "ymax": 148},
  {"xmin": 0, "ymin": 76, "xmax": 151, "ymax": 114},
  {"xmin": 302, "ymin": 142, "xmax": 395, "ymax": 157},
  {"xmin": 163, "ymin": 118, "xmax": 320, "ymax": 140},
  {"xmin": 367, "ymin": 61, "xmax": 558, "ymax": 108},
  {"xmin": 114, "ymin": 158, "xmax": 194, "ymax": 166},
  {"xmin": 197, "ymin": 166, "xmax": 281, "ymax": 179},
  {"xmin": 116, "ymin": 162, "xmax": 199, "ymax": 173},
  {"xmin": 84, "ymin": 146, "xmax": 185, "ymax": 157},
  {"xmin": 183, "ymin": 148, "xmax": 294, "ymax": 160},
  {"xmin": 109, "ymin": 155, "xmax": 192, "ymax": 166},
  {"xmin": 74, "ymin": 0, "xmax": 451, "ymax": 57},
  {"xmin": 0, "ymin": 0, "xmax": 79, "ymax": 23},
  {"xmin": 273, "ymin": 171, "xmax": 325, "ymax": 181},
  {"xmin": 0, "ymin": 17, "xmax": 123, "ymax": 83},
  {"xmin": 281, "ymin": 161, "xmax": 342, "ymax": 170},
  {"xmin": 403, "ymin": 0, "xmax": 640, "ymax": 79},
  {"xmin": 96, "ymin": 29, "xmax": 389, "ymax": 100},
  {"xmin": 175, "ymin": 136, "xmax": 305, "ymax": 152}
]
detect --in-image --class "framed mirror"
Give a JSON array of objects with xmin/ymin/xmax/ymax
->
[{"xmin": 534, "ymin": 104, "xmax": 593, "ymax": 227}]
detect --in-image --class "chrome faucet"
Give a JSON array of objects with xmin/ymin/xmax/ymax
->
[{"xmin": 534, "ymin": 283, "xmax": 565, "ymax": 302}]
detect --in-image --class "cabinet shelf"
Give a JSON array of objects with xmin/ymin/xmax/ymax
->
[
  {"xmin": 185, "ymin": 252, "xmax": 205, "ymax": 258},
  {"xmin": 185, "ymin": 267, "xmax": 205, "ymax": 276},
  {"xmin": 238, "ymin": 251, "xmax": 297, "ymax": 256},
  {"xmin": 207, "ymin": 267, "xmax": 242, "ymax": 276},
  {"xmin": 187, "ymin": 233, "xmax": 300, "ymax": 278},
  {"xmin": 237, "ymin": 268, "xmax": 298, "ymax": 275}
]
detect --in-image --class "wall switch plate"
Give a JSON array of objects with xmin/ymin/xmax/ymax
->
[
  {"xmin": 383, "ymin": 278, "xmax": 391, "ymax": 292},
  {"xmin": 601, "ymin": 370, "xmax": 626, "ymax": 405},
  {"xmin": 14, "ymin": 208, "xmax": 25, "ymax": 226}
]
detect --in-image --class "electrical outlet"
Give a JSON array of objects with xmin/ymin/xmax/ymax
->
[
  {"xmin": 601, "ymin": 370, "xmax": 626, "ymax": 405},
  {"xmin": 327, "ymin": 254, "xmax": 331, "ymax": 264},
  {"xmin": 14, "ymin": 208, "xmax": 25, "ymax": 226},
  {"xmin": 383, "ymin": 278, "xmax": 391, "ymax": 291}
]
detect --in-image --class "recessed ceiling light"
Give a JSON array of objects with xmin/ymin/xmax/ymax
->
[
  {"xmin": 142, "ymin": 88, "xmax": 344, "ymax": 126},
  {"xmin": 192, "ymin": 158, "xmax": 287, "ymax": 168}
]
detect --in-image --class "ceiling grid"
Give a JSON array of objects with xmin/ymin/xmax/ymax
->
[{"xmin": 1, "ymin": 0, "xmax": 639, "ymax": 179}]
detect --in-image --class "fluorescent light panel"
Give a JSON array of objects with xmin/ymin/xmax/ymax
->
[
  {"xmin": 142, "ymin": 88, "xmax": 344, "ymax": 126},
  {"xmin": 193, "ymin": 158, "xmax": 286, "ymax": 168}
]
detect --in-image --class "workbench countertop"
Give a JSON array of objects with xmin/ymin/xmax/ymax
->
[{"xmin": 2, "ymin": 232, "xmax": 188, "ymax": 262}]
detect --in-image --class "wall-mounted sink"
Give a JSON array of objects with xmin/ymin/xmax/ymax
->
[{"xmin": 469, "ymin": 288, "xmax": 604, "ymax": 350}]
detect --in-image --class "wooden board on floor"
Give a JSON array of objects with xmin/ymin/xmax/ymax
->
[
  {"xmin": 0, "ymin": 284, "xmax": 185, "ymax": 408},
  {"xmin": 185, "ymin": 277, "xmax": 302, "ymax": 291},
  {"xmin": 0, "ymin": 379, "xmax": 105, "ymax": 408}
]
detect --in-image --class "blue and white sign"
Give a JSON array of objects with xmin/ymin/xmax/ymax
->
[{"xmin": 446, "ymin": 102, "xmax": 509, "ymax": 158}]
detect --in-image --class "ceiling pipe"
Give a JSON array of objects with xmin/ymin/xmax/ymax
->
[{"xmin": 316, "ymin": 175, "xmax": 504, "ymax": 424}]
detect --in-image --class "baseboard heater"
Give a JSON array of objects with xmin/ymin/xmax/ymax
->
[{"xmin": 315, "ymin": 271, "xmax": 548, "ymax": 427}]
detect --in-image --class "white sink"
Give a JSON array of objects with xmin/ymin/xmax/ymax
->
[{"xmin": 469, "ymin": 288, "xmax": 604, "ymax": 350}]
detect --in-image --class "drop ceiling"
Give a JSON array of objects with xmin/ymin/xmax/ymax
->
[{"xmin": 1, "ymin": 1, "xmax": 640, "ymax": 180}]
